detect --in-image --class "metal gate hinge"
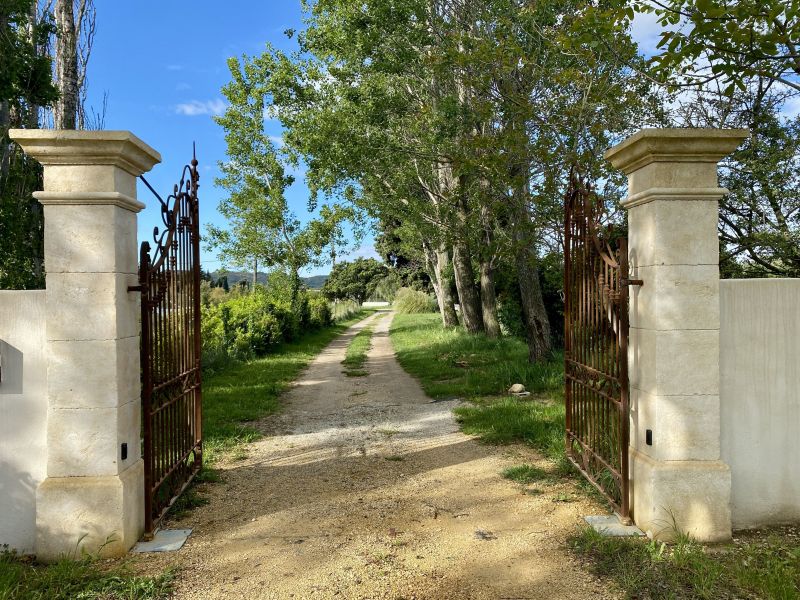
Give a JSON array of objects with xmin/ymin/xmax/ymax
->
[{"xmin": 622, "ymin": 278, "xmax": 644, "ymax": 287}]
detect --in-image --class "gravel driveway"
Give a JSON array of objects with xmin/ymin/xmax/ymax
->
[{"xmin": 138, "ymin": 312, "xmax": 615, "ymax": 599}]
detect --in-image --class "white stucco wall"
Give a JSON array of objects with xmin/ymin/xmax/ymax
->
[
  {"xmin": 720, "ymin": 279, "xmax": 800, "ymax": 529},
  {"xmin": 0, "ymin": 290, "xmax": 47, "ymax": 553}
]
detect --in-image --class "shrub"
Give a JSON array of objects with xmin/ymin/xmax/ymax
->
[
  {"xmin": 308, "ymin": 295, "xmax": 332, "ymax": 329},
  {"xmin": 330, "ymin": 299, "xmax": 361, "ymax": 322},
  {"xmin": 200, "ymin": 278, "xmax": 347, "ymax": 371},
  {"xmin": 393, "ymin": 287, "xmax": 438, "ymax": 314}
]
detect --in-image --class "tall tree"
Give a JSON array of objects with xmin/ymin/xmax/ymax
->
[
  {"xmin": 321, "ymin": 258, "xmax": 389, "ymax": 305},
  {"xmin": 211, "ymin": 54, "xmax": 350, "ymax": 308},
  {"xmin": 52, "ymin": 0, "xmax": 95, "ymax": 129},
  {"xmin": 0, "ymin": 0, "xmax": 58, "ymax": 290}
]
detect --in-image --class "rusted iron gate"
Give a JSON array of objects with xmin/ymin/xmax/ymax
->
[
  {"xmin": 131, "ymin": 152, "xmax": 203, "ymax": 535},
  {"xmin": 563, "ymin": 171, "xmax": 640, "ymax": 523}
]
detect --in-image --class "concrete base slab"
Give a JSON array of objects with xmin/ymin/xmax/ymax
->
[
  {"xmin": 585, "ymin": 515, "xmax": 645, "ymax": 537},
  {"xmin": 132, "ymin": 529, "xmax": 192, "ymax": 553}
]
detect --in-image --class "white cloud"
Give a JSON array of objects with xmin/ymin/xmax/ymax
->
[
  {"xmin": 269, "ymin": 135, "xmax": 285, "ymax": 147},
  {"xmin": 341, "ymin": 245, "xmax": 381, "ymax": 262},
  {"xmin": 175, "ymin": 99, "xmax": 227, "ymax": 117},
  {"xmin": 780, "ymin": 94, "xmax": 800, "ymax": 119},
  {"xmin": 630, "ymin": 11, "xmax": 665, "ymax": 57}
]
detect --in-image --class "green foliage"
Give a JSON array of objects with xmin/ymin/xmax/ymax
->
[
  {"xmin": 623, "ymin": 0, "xmax": 800, "ymax": 94},
  {"xmin": 570, "ymin": 526, "xmax": 800, "ymax": 600},
  {"xmin": 392, "ymin": 287, "xmax": 437, "ymax": 314},
  {"xmin": 0, "ymin": 152, "xmax": 45, "ymax": 289},
  {"xmin": 321, "ymin": 258, "xmax": 388, "ymax": 305},
  {"xmin": 0, "ymin": 2, "xmax": 59, "ymax": 291},
  {"xmin": 201, "ymin": 276, "xmax": 335, "ymax": 371},
  {"xmin": 370, "ymin": 271, "xmax": 403, "ymax": 302},
  {"xmin": 258, "ymin": 0, "xmax": 653, "ymax": 356},
  {"xmin": 203, "ymin": 310, "xmax": 371, "ymax": 463},
  {"xmin": 0, "ymin": 1, "xmax": 58, "ymax": 114},
  {"xmin": 719, "ymin": 99, "xmax": 800, "ymax": 277},
  {"xmin": 0, "ymin": 548, "xmax": 173, "ymax": 600},
  {"xmin": 307, "ymin": 295, "xmax": 332, "ymax": 329}
]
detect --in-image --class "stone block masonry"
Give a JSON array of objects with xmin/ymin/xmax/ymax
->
[
  {"xmin": 9, "ymin": 130, "xmax": 161, "ymax": 560},
  {"xmin": 606, "ymin": 128, "xmax": 749, "ymax": 542}
]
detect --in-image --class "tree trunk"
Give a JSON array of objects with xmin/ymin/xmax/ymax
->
[
  {"xmin": 252, "ymin": 258, "xmax": 258, "ymax": 289},
  {"xmin": 451, "ymin": 240, "xmax": 483, "ymax": 334},
  {"xmin": 54, "ymin": 0, "xmax": 78, "ymax": 130},
  {"xmin": 0, "ymin": 100, "xmax": 10, "ymax": 182},
  {"xmin": 439, "ymin": 163, "xmax": 483, "ymax": 334},
  {"xmin": 515, "ymin": 247, "xmax": 551, "ymax": 362},
  {"xmin": 479, "ymin": 260, "xmax": 501, "ymax": 338},
  {"xmin": 425, "ymin": 242, "xmax": 458, "ymax": 327},
  {"xmin": 478, "ymin": 201, "xmax": 500, "ymax": 338},
  {"xmin": 511, "ymin": 191, "xmax": 552, "ymax": 361}
]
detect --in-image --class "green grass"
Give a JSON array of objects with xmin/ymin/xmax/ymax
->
[
  {"xmin": 342, "ymin": 324, "xmax": 375, "ymax": 377},
  {"xmin": 454, "ymin": 397, "xmax": 566, "ymax": 460},
  {"xmin": 501, "ymin": 464, "xmax": 551, "ymax": 484},
  {"xmin": 571, "ymin": 526, "xmax": 800, "ymax": 600},
  {"xmin": 0, "ymin": 550, "xmax": 174, "ymax": 600},
  {"xmin": 390, "ymin": 313, "xmax": 563, "ymax": 399},
  {"xmin": 390, "ymin": 313, "xmax": 565, "ymax": 459},
  {"xmin": 203, "ymin": 310, "xmax": 373, "ymax": 464}
]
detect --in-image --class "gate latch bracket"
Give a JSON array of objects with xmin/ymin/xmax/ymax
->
[
  {"xmin": 127, "ymin": 285, "xmax": 143, "ymax": 293},
  {"xmin": 622, "ymin": 278, "xmax": 644, "ymax": 287}
]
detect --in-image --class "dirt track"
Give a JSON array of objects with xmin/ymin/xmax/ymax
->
[{"xmin": 138, "ymin": 312, "xmax": 615, "ymax": 599}]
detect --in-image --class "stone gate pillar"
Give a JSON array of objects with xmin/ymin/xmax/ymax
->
[
  {"xmin": 10, "ymin": 130, "xmax": 160, "ymax": 560},
  {"xmin": 605, "ymin": 128, "xmax": 748, "ymax": 542}
]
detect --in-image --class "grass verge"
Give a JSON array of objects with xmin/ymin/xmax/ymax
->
[
  {"xmin": 0, "ymin": 549, "xmax": 174, "ymax": 600},
  {"xmin": 390, "ymin": 313, "xmax": 566, "ymax": 460},
  {"xmin": 390, "ymin": 313, "xmax": 563, "ymax": 399},
  {"xmin": 342, "ymin": 323, "xmax": 375, "ymax": 377},
  {"xmin": 571, "ymin": 526, "xmax": 800, "ymax": 600},
  {"xmin": 203, "ymin": 309, "xmax": 374, "ymax": 464}
]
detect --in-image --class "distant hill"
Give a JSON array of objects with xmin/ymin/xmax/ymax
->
[
  {"xmin": 302, "ymin": 275, "xmax": 328, "ymax": 289},
  {"xmin": 209, "ymin": 270, "xmax": 328, "ymax": 290}
]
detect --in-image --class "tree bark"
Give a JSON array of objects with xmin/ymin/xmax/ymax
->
[
  {"xmin": 478, "ymin": 200, "xmax": 500, "ymax": 338},
  {"xmin": 479, "ymin": 259, "xmax": 501, "ymax": 338},
  {"xmin": 0, "ymin": 100, "xmax": 10, "ymax": 182},
  {"xmin": 252, "ymin": 258, "xmax": 258, "ymax": 289},
  {"xmin": 451, "ymin": 239, "xmax": 483, "ymax": 334},
  {"xmin": 54, "ymin": 0, "xmax": 78, "ymax": 130},
  {"xmin": 511, "ymin": 194, "xmax": 552, "ymax": 362},
  {"xmin": 425, "ymin": 242, "xmax": 458, "ymax": 327},
  {"xmin": 439, "ymin": 163, "xmax": 483, "ymax": 334}
]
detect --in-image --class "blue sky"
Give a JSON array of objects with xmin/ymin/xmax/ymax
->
[{"xmin": 85, "ymin": 1, "xmax": 377, "ymax": 276}]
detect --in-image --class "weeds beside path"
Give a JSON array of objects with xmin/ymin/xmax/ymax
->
[
  {"xmin": 390, "ymin": 313, "xmax": 570, "ymax": 463},
  {"xmin": 0, "ymin": 552, "xmax": 174, "ymax": 600}
]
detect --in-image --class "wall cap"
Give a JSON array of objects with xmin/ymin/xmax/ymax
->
[
  {"xmin": 605, "ymin": 128, "xmax": 749, "ymax": 174},
  {"xmin": 9, "ymin": 129, "xmax": 161, "ymax": 177}
]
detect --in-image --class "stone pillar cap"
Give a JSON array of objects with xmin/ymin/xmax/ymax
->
[
  {"xmin": 605, "ymin": 128, "xmax": 749, "ymax": 174},
  {"xmin": 9, "ymin": 129, "xmax": 161, "ymax": 176}
]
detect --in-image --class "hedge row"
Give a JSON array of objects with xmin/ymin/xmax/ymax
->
[{"xmin": 201, "ymin": 287, "xmax": 332, "ymax": 371}]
